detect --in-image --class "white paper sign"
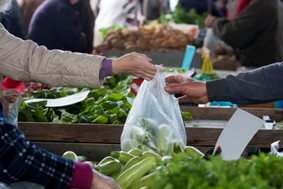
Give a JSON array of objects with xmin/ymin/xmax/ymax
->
[
  {"xmin": 25, "ymin": 90, "xmax": 90, "ymax": 107},
  {"xmin": 214, "ymin": 109, "xmax": 264, "ymax": 160}
]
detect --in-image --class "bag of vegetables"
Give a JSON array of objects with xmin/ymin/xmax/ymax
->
[{"xmin": 121, "ymin": 66, "xmax": 187, "ymax": 156}]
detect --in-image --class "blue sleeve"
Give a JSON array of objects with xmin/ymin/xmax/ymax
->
[
  {"xmin": 0, "ymin": 104, "xmax": 74, "ymax": 188},
  {"xmin": 207, "ymin": 62, "xmax": 283, "ymax": 104}
]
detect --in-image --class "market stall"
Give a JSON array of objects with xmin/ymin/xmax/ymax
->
[{"xmin": 19, "ymin": 106, "xmax": 283, "ymax": 161}]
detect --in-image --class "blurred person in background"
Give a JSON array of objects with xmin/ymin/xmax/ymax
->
[
  {"xmin": 0, "ymin": 0, "xmax": 157, "ymax": 188},
  {"xmin": 94, "ymin": 0, "xmax": 144, "ymax": 46},
  {"xmin": 204, "ymin": 0, "xmax": 283, "ymax": 68},
  {"xmin": 28, "ymin": 0, "xmax": 94, "ymax": 53},
  {"xmin": 16, "ymin": 0, "xmax": 45, "ymax": 38},
  {"xmin": 236, "ymin": 0, "xmax": 251, "ymax": 15},
  {"xmin": 178, "ymin": 0, "xmax": 227, "ymax": 17},
  {"xmin": 1, "ymin": 0, "xmax": 25, "ymax": 93}
]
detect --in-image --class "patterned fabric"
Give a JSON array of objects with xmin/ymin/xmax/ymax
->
[{"xmin": 0, "ymin": 103, "xmax": 74, "ymax": 188}]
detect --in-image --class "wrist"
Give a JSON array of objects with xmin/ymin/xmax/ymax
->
[
  {"xmin": 112, "ymin": 59, "xmax": 122, "ymax": 74},
  {"xmin": 69, "ymin": 162, "xmax": 93, "ymax": 189}
]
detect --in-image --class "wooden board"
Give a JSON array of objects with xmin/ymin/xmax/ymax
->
[
  {"xmin": 18, "ymin": 106, "xmax": 283, "ymax": 149},
  {"xmin": 35, "ymin": 142, "xmax": 120, "ymax": 161}
]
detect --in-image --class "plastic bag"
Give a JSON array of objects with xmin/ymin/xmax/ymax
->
[
  {"xmin": 270, "ymin": 140, "xmax": 283, "ymax": 157},
  {"xmin": 7, "ymin": 95, "xmax": 22, "ymax": 127},
  {"xmin": 121, "ymin": 67, "xmax": 187, "ymax": 155},
  {"xmin": 203, "ymin": 28, "xmax": 232, "ymax": 52}
]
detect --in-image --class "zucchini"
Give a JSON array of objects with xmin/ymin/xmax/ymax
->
[{"xmin": 116, "ymin": 157, "xmax": 157, "ymax": 189}]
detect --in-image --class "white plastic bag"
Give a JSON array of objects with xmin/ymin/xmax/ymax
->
[
  {"xmin": 270, "ymin": 140, "xmax": 283, "ymax": 157},
  {"xmin": 120, "ymin": 67, "xmax": 187, "ymax": 155}
]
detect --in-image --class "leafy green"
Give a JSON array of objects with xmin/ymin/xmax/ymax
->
[
  {"xmin": 150, "ymin": 153, "xmax": 283, "ymax": 189},
  {"xmin": 98, "ymin": 24, "xmax": 125, "ymax": 40},
  {"xmin": 158, "ymin": 6, "xmax": 207, "ymax": 28},
  {"xmin": 19, "ymin": 74, "xmax": 133, "ymax": 124}
]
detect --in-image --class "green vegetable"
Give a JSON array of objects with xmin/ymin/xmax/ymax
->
[
  {"xmin": 95, "ymin": 159, "xmax": 122, "ymax": 176},
  {"xmin": 128, "ymin": 148, "xmax": 142, "ymax": 157},
  {"xmin": 155, "ymin": 124, "xmax": 171, "ymax": 155},
  {"xmin": 139, "ymin": 118, "xmax": 159, "ymax": 135},
  {"xmin": 116, "ymin": 156, "xmax": 142, "ymax": 178},
  {"xmin": 111, "ymin": 151, "xmax": 135, "ymax": 164},
  {"xmin": 184, "ymin": 146, "xmax": 204, "ymax": 158},
  {"xmin": 116, "ymin": 157, "xmax": 157, "ymax": 189},
  {"xmin": 150, "ymin": 153, "xmax": 283, "ymax": 189},
  {"xmin": 62, "ymin": 151, "xmax": 78, "ymax": 161},
  {"xmin": 181, "ymin": 111, "xmax": 193, "ymax": 121}
]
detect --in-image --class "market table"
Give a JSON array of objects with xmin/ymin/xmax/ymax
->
[{"xmin": 19, "ymin": 106, "xmax": 283, "ymax": 160}]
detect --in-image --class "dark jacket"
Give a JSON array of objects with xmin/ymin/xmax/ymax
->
[
  {"xmin": 28, "ymin": 0, "xmax": 94, "ymax": 53},
  {"xmin": 207, "ymin": 62, "xmax": 283, "ymax": 104},
  {"xmin": 179, "ymin": 0, "xmax": 224, "ymax": 17},
  {"xmin": 212, "ymin": 0, "xmax": 283, "ymax": 67}
]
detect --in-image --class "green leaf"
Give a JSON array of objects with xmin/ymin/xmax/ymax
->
[
  {"xmin": 181, "ymin": 111, "xmax": 193, "ymax": 120},
  {"xmin": 92, "ymin": 115, "xmax": 108, "ymax": 124}
]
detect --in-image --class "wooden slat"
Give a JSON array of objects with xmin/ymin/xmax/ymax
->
[
  {"xmin": 19, "ymin": 123, "xmax": 123, "ymax": 143},
  {"xmin": 19, "ymin": 123, "xmax": 283, "ymax": 148},
  {"xmin": 186, "ymin": 127, "xmax": 283, "ymax": 148},
  {"xmin": 35, "ymin": 142, "xmax": 120, "ymax": 161},
  {"xmin": 180, "ymin": 106, "xmax": 283, "ymax": 121},
  {"xmin": 18, "ymin": 107, "xmax": 283, "ymax": 150}
]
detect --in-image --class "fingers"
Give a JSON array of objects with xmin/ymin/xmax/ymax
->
[
  {"xmin": 178, "ymin": 95, "xmax": 188, "ymax": 103},
  {"xmin": 164, "ymin": 83, "xmax": 187, "ymax": 95},
  {"xmin": 165, "ymin": 75, "xmax": 189, "ymax": 84},
  {"xmin": 2, "ymin": 89, "xmax": 19, "ymax": 103}
]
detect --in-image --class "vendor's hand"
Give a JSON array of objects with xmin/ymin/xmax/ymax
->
[
  {"xmin": 90, "ymin": 170, "xmax": 121, "ymax": 189},
  {"xmin": 205, "ymin": 15, "xmax": 216, "ymax": 28},
  {"xmin": 112, "ymin": 52, "xmax": 157, "ymax": 80},
  {"xmin": 164, "ymin": 75, "xmax": 209, "ymax": 104},
  {"xmin": 0, "ymin": 89, "xmax": 19, "ymax": 116}
]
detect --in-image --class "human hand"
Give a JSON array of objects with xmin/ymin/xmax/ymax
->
[
  {"xmin": 112, "ymin": 52, "xmax": 157, "ymax": 80},
  {"xmin": 164, "ymin": 75, "xmax": 209, "ymax": 104},
  {"xmin": 90, "ymin": 169, "xmax": 121, "ymax": 189},
  {"xmin": 205, "ymin": 15, "xmax": 216, "ymax": 28},
  {"xmin": 0, "ymin": 89, "xmax": 19, "ymax": 116}
]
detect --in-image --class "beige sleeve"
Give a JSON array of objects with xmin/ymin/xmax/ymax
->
[{"xmin": 0, "ymin": 24, "xmax": 106, "ymax": 88}]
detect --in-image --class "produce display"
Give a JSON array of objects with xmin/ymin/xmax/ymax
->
[
  {"xmin": 19, "ymin": 72, "xmax": 193, "ymax": 123},
  {"xmin": 19, "ymin": 74, "xmax": 133, "ymax": 124},
  {"xmin": 63, "ymin": 148, "xmax": 283, "ymax": 189},
  {"xmin": 157, "ymin": 6, "xmax": 207, "ymax": 28},
  {"xmin": 95, "ymin": 25, "xmax": 194, "ymax": 52},
  {"xmin": 63, "ymin": 145, "xmax": 204, "ymax": 189}
]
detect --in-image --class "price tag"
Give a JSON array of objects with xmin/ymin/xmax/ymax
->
[{"xmin": 181, "ymin": 45, "xmax": 196, "ymax": 69}]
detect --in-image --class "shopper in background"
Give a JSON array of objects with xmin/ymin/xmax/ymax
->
[
  {"xmin": 28, "ymin": 0, "xmax": 94, "ymax": 53},
  {"xmin": 178, "ymin": 0, "xmax": 226, "ymax": 17},
  {"xmin": 204, "ymin": 0, "xmax": 283, "ymax": 68},
  {"xmin": 236, "ymin": 0, "xmax": 252, "ymax": 15},
  {"xmin": 94, "ymin": 0, "xmax": 144, "ymax": 46},
  {"xmin": 0, "ymin": 0, "xmax": 156, "ymax": 188},
  {"xmin": 164, "ymin": 62, "xmax": 283, "ymax": 105}
]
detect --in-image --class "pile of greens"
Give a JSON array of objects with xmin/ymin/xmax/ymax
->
[
  {"xmin": 19, "ymin": 74, "xmax": 133, "ymax": 124},
  {"xmin": 150, "ymin": 153, "xmax": 283, "ymax": 189},
  {"xmin": 158, "ymin": 5, "xmax": 207, "ymax": 28}
]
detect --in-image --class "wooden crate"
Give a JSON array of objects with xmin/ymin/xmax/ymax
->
[{"xmin": 18, "ymin": 106, "xmax": 283, "ymax": 160}]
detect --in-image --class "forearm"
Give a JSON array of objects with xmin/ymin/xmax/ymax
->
[
  {"xmin": 0, "ymin": 24, "xmax": 105, "ymax": 88},
  {"xmin": 207, "ymin": 63, "xmax": 283, "ymax": 104}
]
